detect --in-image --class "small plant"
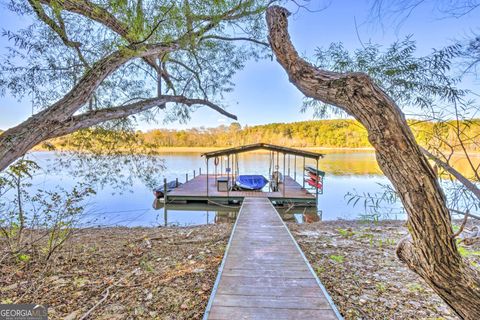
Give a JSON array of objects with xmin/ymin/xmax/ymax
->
[
  {"xmin": 329, "ymin": 255, "xmax": 345, "ymax": 263},
  {"xmin": 73, "ymin": 277, "xmax": 87, "ymax": 288},
  {"xmin": 337, "ymin": 228, "xmax": 355, "ymax": 238},
  {"xmin": 385, "ymin": 238, "xmax": 396, "ymax": 246},
  {"xmin": 377, "ymin": 239, "xmax": 384, "ymax": 248},
  {"xmin": 315, "ymin": 266, "xmax": 325, "ymax": 274},
  {"xmin": 140, "ymin": 258, "xmax": 154, "ymax": 272},
  {"xmin": 0, "ymin": 159, "xmax": 95, "ymax": 263},
  {"xmin": 16, "ymin": 253, "xmax": 31, "ymax": 263},
  {"xmin": 457, "ymin": 245, "xmax": 480, "ymax": 258},
  {"xmin": 407, "ymin": 282, "xmax": 425, "ymax": 293},
  {"xmin": 359, "ymin": 233, "xmax": 374, "ymax": 239},
  {"xmin": 376, "ymin": 282, "xmax": 387, "ymax": 293}
]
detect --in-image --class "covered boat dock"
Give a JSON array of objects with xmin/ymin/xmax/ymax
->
[{"xmin": 166, "ymin": 143, "xmax": 325, "ymax": 206}]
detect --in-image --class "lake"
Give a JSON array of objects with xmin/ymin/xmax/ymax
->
[{"xmin": 20, "ymin": 149, "xmax": 475, "ymax": 227}]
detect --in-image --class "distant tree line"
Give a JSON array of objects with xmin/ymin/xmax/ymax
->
[{"xmin": 35, "ymin": 119, "xmax": 480, "ymax": 151}]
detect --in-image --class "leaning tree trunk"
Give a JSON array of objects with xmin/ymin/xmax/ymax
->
[{"xmin": 266, "ymin": 6, "xmax": 480, "ymax": 319}]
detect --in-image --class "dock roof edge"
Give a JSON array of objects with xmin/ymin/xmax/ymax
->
[{"xmin": 201, "ymin": 143, "xmax": 324, "ymax": 159}]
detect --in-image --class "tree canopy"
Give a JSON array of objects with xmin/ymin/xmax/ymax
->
[{"xmin": 0, "ymin": 0, "xmax": 288, "ymax": 171}]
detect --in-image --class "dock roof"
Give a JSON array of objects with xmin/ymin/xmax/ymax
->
[{"xmin": 201, "ymin": 143, "xmax": 324, "ymax": 160}]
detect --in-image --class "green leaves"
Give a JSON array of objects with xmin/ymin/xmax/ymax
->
[
  {"xmin": 311, "ymin": 37, "xmax": 467, "ymax": 113},
  {"xmin": 7, "ymin": 159, "xmax": 40, "ymax": 180}
]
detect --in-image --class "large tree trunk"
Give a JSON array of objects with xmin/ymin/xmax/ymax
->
[{"xmin": 266, "ymin": 6, "xmax": 480, "ymax": 319}]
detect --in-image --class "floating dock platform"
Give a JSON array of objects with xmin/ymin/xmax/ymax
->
[{"xmin": 166, "ymin": 174, "xmax": 317, "ymax": 205}]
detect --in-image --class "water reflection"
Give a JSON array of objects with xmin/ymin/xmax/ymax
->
[
  {"xmin": 23, "ymin": 151, "xmax": 479, "ymax": 226},
  {"xmin": 276, "ymin": 207, "xmax": 322, "ymax": 223},
  {"xmin": 152, "ymin": 202, "xmax": 322, "ymax": 226}
]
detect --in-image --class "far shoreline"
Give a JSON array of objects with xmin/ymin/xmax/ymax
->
[{"xmin": 31, "ymin": 146, "xmax": 480, "ymax": 157}]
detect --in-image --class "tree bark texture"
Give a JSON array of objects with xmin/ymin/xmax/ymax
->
[{"xmin": 266, "ymin": 6, "xmax": 480, "ymax": 319}]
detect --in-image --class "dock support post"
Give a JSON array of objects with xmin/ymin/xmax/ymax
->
[
  {"xmin": 206, "ymin": 158, "xmax": 209, "ymax": 198},
  {"xmin": 194, "ymin": 170, "xmax": 196, "ymax": 178},
  {"xmin": 227, "ymin": 155, "xmax": 230, "ymax": 201},
  {"xmin": 287, "ymin": 154, "xmax": 290, "ymax": 176},
  {"xmin": 164, "ymin": 204, "xmax": 168, "ymax": 227},
  {"xmin": 294, "ymin": 155, "xmax": 297, "ymax": 181},
  {"xmin": 302, "ymin": 157, "xmax": 305, "ymax": 188},
  {"xmin": 199, "ymin": 167, "xmax": 202, "ymax": 175},
  {"xmin": 315, "ymin": 159, "xmax": 319, "ymax": 206},
  {"xmin": 186, "ymin": 173, "xmax": 188, "ymax": 182},
  {"xmin": 163, "ymin": 177, "xmax": 168, "ymax": 204},
  {"xmin": 283, "ymin": 152, "xmax": 286, "ymax": 199},
  {"xmin": 175, "ymin": 177, "xmax": 178, "ymax": 187}
]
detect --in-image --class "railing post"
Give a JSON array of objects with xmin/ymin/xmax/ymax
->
[
  {"xmin": 288, "ymin": 154, "xmax": 290, "ymax": 176},
  {"xmin": 315, "ymin": 159, "xmax": 319, "ymax": 206},
  {"xmin": 302, "ymin": 156, "xmax": 306, "ymax": 188},
  {"xmin": 163, "ymin": 177, "xmax": 168, "ymax": 204},
  {"xmin": 283, "ymin": 153, "xmax": 286, "ymax": 198},
  {"xmin": 294, "ymin": 155, "xmax": 297, "ymax": 181},
  {"xmin": 206, "ymin": 159, "xmax": 209, "ymax": 198}
]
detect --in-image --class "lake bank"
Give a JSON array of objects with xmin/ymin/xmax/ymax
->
[
  {"xmin": 290, "ymin": 220, "xmax": 476, "ymax": 320},
  {"xmin": 1, "ymin": 224, "xmax": 231, "ymax": 320},
  {"xmin": 2, "ymin": 220, "xmax": 475, "ymax": 319}
]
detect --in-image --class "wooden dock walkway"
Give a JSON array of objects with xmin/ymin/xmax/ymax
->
[{"xmin": 204, "ymin": 197, "xmax": 341, "ymax": 319}]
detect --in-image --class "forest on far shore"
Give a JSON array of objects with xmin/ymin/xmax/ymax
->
[{"xmin": 22, "ymin": 119, "xmax": 480, "ymax": 151}]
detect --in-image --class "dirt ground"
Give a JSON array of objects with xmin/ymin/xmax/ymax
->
[
  {"xmin": 0, "ymin": 225, "xmax": 231, "ymax": 320},
  {"xmin": 2, "ymin": 220, "xmax": 479, "ymax": 319},
  {"xmin": 290, "ymin": 220, "xmax": 480, "ymax": 320}
]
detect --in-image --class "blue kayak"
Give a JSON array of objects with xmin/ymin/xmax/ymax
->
[{"xmin": 235, "ymin": 175, "xmax": 268, "ymax": 190}]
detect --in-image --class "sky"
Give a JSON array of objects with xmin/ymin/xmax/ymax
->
[{"xmin": 0, "ymin": 0, "xmax": 479, "ymax": 131}]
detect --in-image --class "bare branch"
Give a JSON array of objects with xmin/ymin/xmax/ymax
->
[
  {"xmin": 200, "ymin": 35, "xmax": 270, "ymax": 47},
  {"xmin": 421, "ymin": 146, "xmax": 480, "ymax": 200},
  {"xmin": 48, "ymin": 96, "xmax": 237, "ymax": 138},
  {"xmin": 449, "ymin": 208, "xmax": 480, "ymax": 221},
  {"xmin": 452, "ymin": 212, "xmax": 469, "ymax": 238}
]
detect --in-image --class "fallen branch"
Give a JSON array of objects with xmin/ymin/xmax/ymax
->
[
  {"xmin": 79, "ymin": 287, "xmax": 110, "ymax": 320},
  {"xmin": 79, "ymin": 267, "xmax": 140, "ymax": 319}
]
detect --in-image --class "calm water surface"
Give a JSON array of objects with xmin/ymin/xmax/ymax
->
[{"xmin": 25, "ymin": 150, "xmax": 407, "ymax": 226}]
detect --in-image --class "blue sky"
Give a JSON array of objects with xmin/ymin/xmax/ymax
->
[{"xmin": 0, "ymin": 0, "xmax": 478, "ymax": 131}]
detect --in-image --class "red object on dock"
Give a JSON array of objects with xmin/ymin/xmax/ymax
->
[
  {"xmin": 308, "ymin": 172, "xmax": 322, "ymax": 182},
  {"xmin": 307, "ymin": 178, "xmax": 323, "ymax": 189}
]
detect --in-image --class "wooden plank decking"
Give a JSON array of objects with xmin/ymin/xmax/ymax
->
[
  {"xmin": 168, "ymin": 174, "xmax": 315, "ymax": 201},
  {"xmin": 204, "ymin": 198, "xmax": 341, "ymax": 320}
]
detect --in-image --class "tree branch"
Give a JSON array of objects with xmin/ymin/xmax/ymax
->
[
  {"xmin": 200, "ymin": 35, "xmax": 270, "ymax": 47},
  {"xmin": 37, "ymin": 0, "xmax": 159, "ymax": 70},
  {"xmin": 47, "ymin": 96, "xmax": 236, "ymax": 138},
  {"xmin": 420, "ymin": 146, "xmax": 480, "ymax": 200},
  {"xmin": 28, "ymin": 0, "xmax": 89, "ymax": 68},
  {"xmin": 39, "ymin": 0, "xmax": 130, "ymax": 38},
  {"xmin": 44, "ymin": 42, "xmax": 178, "ymax": 119}
]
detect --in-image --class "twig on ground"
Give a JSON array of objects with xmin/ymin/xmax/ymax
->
[
  {"xmin": 79, "ymin": 267, "xmax": 140, "ymax": 319},
  {"xmin": 79, "ymin": 287, "xmax": 110, "ymax": 320}
]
